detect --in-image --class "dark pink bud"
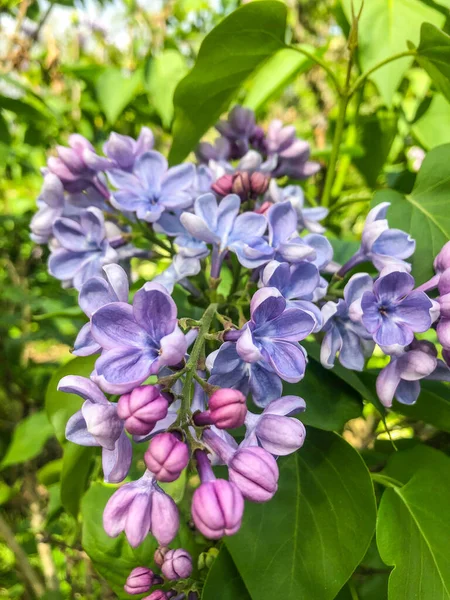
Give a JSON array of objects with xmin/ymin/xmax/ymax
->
[
  {"xmin": 250, "ymin": 171, "xmax": 270, "ymax": 195},
  {"xmin": 435, "ymin": 242, "xmax": 450, "ymax": 274},
  {"xmin": 231, "ymin": 172, "xmax": 251, "ymax": 200},
  {"xmin": 211, "ymin": 174, "xmax": 233, "ymax": 196},
  {"xmin": 154, "ymin": 546, "xmax": 169, "ymax": 567},
  {"xmin": 124, "ymin": 567, "xmax": 162, "ymax": 595},
  {"xmin": 439, "ymin": 268, "xmax": 450, "ymax": 296},
  {"xmin": 118, "ymin": 386, "xmax": 168, "ymax": 436},
  {"xmin": 144, "ymin": 433, "xmax": 189, "ymax": 482},
  {"xmin": 195, "ymin": 389, "xmax": 246, "ymax": 429},
  {"xmin": 191, "ymin": 450, "xmax": 244, "ymax": 539},
  {"xmin": 161, "ymin": 548, "xmax": 193, "ymax": 580},
  {"xmin": 144, "ymin": 591, "xmax": 168, "ymax": 600},
  {"xmin": 254, "ymin": 201, "xmax": 272, "ymax": 215},
  {"xmin": 228, "ymin": 447, "xmax": 278, "ymax": 503}
]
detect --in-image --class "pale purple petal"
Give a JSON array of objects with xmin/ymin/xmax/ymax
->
[
  {"xmin": 132, "ymin": 284, "xmax": 177, "ymax": 340},
  {"xmin": 286, "ymin": 262, "xmax": 319, "ymax": 299},
  {"xmin": 79, "ymin": 277, "xmax": 116, "ymax": 317},
  {"xmin": 103, "ymin": 264, "xmax": 129, "ymax": 301},
  {"xmin": 95, "ymin": 347, "xmax": 155, "ymax": 394},
  {"xmin": 344, "ymin": 273, "xmax": 374, "ymax": 306},
  {"xmin": 261, "ymin": 341, "xmax": 306, "ymax": 382},
  {"xmin": 376, "ymin": 360, "xmax": 402, "ymax": 407},
  {"xmin": 65, "ymin": 410, "xmax": 99, "ymax": 446},
  {"xmin": 395, "ymin": 379, "xmax": 420, "ymax": 405},
  {"xmin": 134, "ymin": 151, "xmax": 167, "ymax": 192},
  {"xmin": 236, "ymin": 326, "xmax": 263, "ymax": 363},
  {"xmin": 248, "ymin": 363, "xmax": 283, "ymax": 407},
  {"xmin": 264, "ymin": 395, "xmax": 306, "ymax": 416},
  {"xmin": 58, "ymin": 375, "xmax": 108, "ymax": 404},
  {"xmin": 52, "ymin": 218, "xmax": 87, "ymax": 251},
  {"xmin": 267, "ymin": 201, "xmax": 297, "ymax": 247},
  {"xmin": 373, "ymin": 271, "xmax": 414, "ymax": 301},
  {"xmin": 338, "ymin": 328, "xmax": 368, "ymax": 371},
  {"xmin": 161, "ymin": 163, "xmax": 195, "ymax": 195},
  {"xmin": 277, "ymin": 239, "xmax": 316, "ymax": 263},
  {"xmin": 394, "ymin": 291, "xmax": 432, "ymax": 332},
  {"xmin": 92, "ymin": 303, "xmax": 147, "ymax": 349},
  {"xmin": 102, "ymin": 430, "xmax": 132, "ymax": 483},
  {"xmin": 158, "ymin": 326, "xmax": 188, "ymax": 367},
  {"xmin": 250, "ymin": 287, "xmax": 285, "ymax": 323},
  {"xmin": 81, "ymin": 402, "xmax": 122, "ymax": 450},
  {"xmin": 255, "ymin": 307, "xmax": 315, "ymax": 341},
  {"xmin": 320, "ymin": 328, "xmax": 342, "ymax": 369},
  {"xmin": 303, "ymin": 234, "xmax": 333, "ymax": 269},
  {"xmin": 73, "ymin": 322, "xmax": 100, "ymax": 356},
  {"xmin": 230, "ymin": 212, "xmax": 267, "ymax": 242},
  {"xmin": 372, "ymin": 229, "xmax": 415, "ymax": 260},
  {"xmin": 80, "ymin": 208, "xmax": 105, "ymax": 246}
]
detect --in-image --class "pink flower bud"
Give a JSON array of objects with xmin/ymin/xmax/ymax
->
[
  {"xmin": 144, "ymin": 591, "xmax": 168, "ymax": 600},
  {"xmin": 231, "ymin": 172, "xmax": 251, "ymax": 200},
  {"xmin": 228, "ymin": 447, "xmax": 278, "ymax": 502},
  {"xmin": 250, "ymin": 172, "xmax": 270, "ymax": 195},
  {"xmin": 435, "ymin": 242, "xmax": 450, "ymax": 274},
  {"xmin": 144, "ymin": 433, "xmax": 189, "ymax": 482},
  {"xmin": 154, "ymin": 546, "xmax": 169, "ymax": 567},
  {"xmin": 161, "ymin": 548, "xmax": 193, "ymax": 580},
  {"xmin": 192, "ymin": 450, "xmax": 244, "ymax": 539},
  {"xmin": 118, "ymin": 386, "xmax": 168, "ymax": 436},
  {"xmin": 124, "ymin": 567, "xmax": 162, "ymax": 595},
  {"xmin": 211, "ymin": 174, "xmax": 233, "ymax": 196},
  {"xmin": 254, "ymin": 201, "xmax": 272, "ymax": 215},
  {"xmin": 195, "ymin": 389, "xmax": 247, "ymax": 429}
]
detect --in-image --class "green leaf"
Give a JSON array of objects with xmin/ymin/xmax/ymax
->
[
  {"xmin": 284, "ymin": 359, "xmax": 362, "ymax": 431},
  {"xmin": 243, "ymin": 46, "xmax": 314, "ymax": 112},
  {"xmin": 377, "ymin": 446, "xmax": 450, "ymax": 599},
  {"xmin": 37, "ymin": 459, "xmax": 63, "ymax": 486},
  {"xmin": 392, "ymin": 380, "xmax": 450, "ymax": 433},
  {"xmin": 340, "ymin": 0, "xmax": 446, "ymax": 105},
  {"xmin": 354, "ymin": 110, "xmax": 398, "ymax": 186},
  {"xmin": 60, "ymin": 443, "xmax": 96, "ymax": 518},
  {"xmin": 45, "ymin": 356, "xmax": 97, "ymax": 444},
  {"xmin": 226, "ymin": 429, "xmax": 376, "ymax": 600},
  {"xmin": 82, "ymin": 482, "xmax": 201, "ymax": 598},
  {"xmin": 416, "ymin": 23, "xmax": 450, "ymax": 103},
  {"xmin": 372, "ymin": 143, "xmax": 450, "ymax": 284},
  {"xmin": 95, "ymin": 68, "xmax": 142, "ymax": 124},
  {"xmin": 413, "ymin": 94, "xmax": 450, "ymax": 149},
  {"xmin": 169, "ymin": 1, "xmax": 287, "ymax": 164},
  {"xmin": 1, "ymin": 412, "xmax": 53, "ymax": 468},
  {"xmin": 146, "ymin": 50, "xmax": 188, "ymax": 128},
  {"xmin": 202, "ymin": 545, "xmax": 251, "ymax": 600},
  {"xmin": 0, "ymin": 112, "xmax": 11, "ymax": 145}
]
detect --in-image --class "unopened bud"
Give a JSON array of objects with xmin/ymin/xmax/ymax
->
[
  {"xmin": 154, "ymin": 546, "xmax": 170, "ymax": 568},
  {"xmin": 250, "ymin": 171, "xmax": 270, "ymax": 195},
  {"xmin": 124, "ymin": 567, "xmax": 162, "ymax": 595},
  {"xmin": 211, "ymin": 174, "xmax": 233, "ymax": 196},
  {"xmin": 161, "ymin": 548, "xmax": 193, "ymax": 580},
  {"xmin": 194, "ymin": 389, "xmax": 246, "ymax": 429},
  {"xmin": 117, "ymin": 385, "xmax": 169, "ymax": 436},
  {"xmin": 435, "ymin": 242, "xmax": 450, "ymax": 274},
  {"xmin": 144, "ymin": 432, "xmax": 189, "ymax": 482},
  {"xmin": 231, "ymin": 172, "xmax": 251, "ymax": 200},
  {"xmin": 228, "ymin": 447, "xmax": 278, "ymax": 503}
]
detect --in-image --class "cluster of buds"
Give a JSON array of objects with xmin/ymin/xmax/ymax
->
[
  {"xmin": 123, "ymin": 546, "xmax": 194, "ymax": 598},
  {"xmin": 212, "ymin": 171, "xmax": 270, "ymax": 201}
]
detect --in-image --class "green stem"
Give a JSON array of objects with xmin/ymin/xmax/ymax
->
[
  {"xmin": 178, "ymin": 303, "xmax": 218, "ymax": 424},
  {"xmin": 328, "ymin": 193, "xmax": 371, "ymax": 216},
  {"xmin": 348, "ymin": 49, "xmax": 416, "ymax": 96},
  {"xmin": 370, "ymin": 473, "xmax": 403, "ymax": 489},
  {"xmin": 290, "ymin": 45, "xmax": 342, "ymax": 94}
]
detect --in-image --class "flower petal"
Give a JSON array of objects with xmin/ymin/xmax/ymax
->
[
  {"xmin": 250, "ymin": 287, "xmax": 285, "ymax": 324},
  {"xmin": 394, "ymin": 291, "xmax": 432, "ymax": 332},
  {"xmin": 79, "ymin": 277, "xmax": 116, "ymax": 317},
  {"xmin": 94, "ymin": 347, "xmax": 155, "ymax": 394},
  {"xmin": 395, "ymin": 379, "xmax": 420, "ymax": 405},
  {"xmin": 134, "ymin": 151, "xmax": 167, "ymax": 192},
  {"xmin": 65, "ymin": 410, "xmax": 99, "ymax": 446},
  {"xmin": 255, "ymin": 307, "xmax": 315, "ymax": 341},
  {"xmin": 73, "ymin": 322, "xmax": 100, "ymax": 356},
  {"xmin": 376, "ymin": 359, "xmax": 402, "ymax": 407},
  {"xmin": 103, "ymin": 264, "xmax": 129, "ymax": 302},
  {"xmin": 261, "ymin": 340, "xmax": 306, "ymax": 382},
  {"xmin": 267, "ymin": 201, "xmax": 297, "ymax": 247},
  {"xmin": 48, "ymin": 248, "xmax": 90, "ymax": 281},
  {"xmin": 264, "ymin": 394, "xmax": 306, "ymax": 416},
  {"xmin": 162, "ymin": 162, "xmax": 195, "ymax": 194},
  {"xmin": 373, "ymin": 271, "xmax": 415, "ymax": 301},
  {"xmin": 236, "ymin": 325, "xmax": 263, "ymax": 363},
  {"xmin": 102, "ymin": 430, "xmax": 132, "ymax": 483},
  {"xmin": 53, "ymin": 217, "xmax": 87, "ymax": 251},
  {"xmin": 320, "ymin": 327, "xmax": 342, "ymax": 369},
  {"xmin": 133, "ymin": 284, "xmax": 177, "ymax": 340},
  {"xmin": 92, "ymin": 303, "xmax": 147, "ymax": 349},
  {"xmin": 372, "ymin": 228, "xmax": 415, "ymax": 260},
  {"xmin": 58, "ymin": 375, "xmax": 108, "ymax": 404}
]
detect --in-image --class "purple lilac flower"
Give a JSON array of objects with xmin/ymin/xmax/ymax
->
[
  {"xmin": 74, "ymin": 264, "xmax": 129, "ymax": 357},
  {"xmin": 267, "ymin": 181, "xmax": 328, "ymax": 233},
  {"xmin": 215, "ymin": 105, "xmax": 264, "ymax": 159},
  {"xmin": 180, "ymin": 193, "xmax": 270, "ymax": 276},
  {"xmin": 154, "ymin": 213, "xmax": 209, "ymax": 259},
  {"xmin": 84, "ymin": 127, "xmax": 154, "ymax": 172},
  {"xmin": 242, "ymin": 395, "xmax": 306, "ymax": 456},
  {"xmin": 153, "ymin": 254, "xmax": 202, "ymax": 294},
  {"xmin": 260, "ymin": 260, "xmax": 322, "ymax": 331},
  {"xmin": 108, "ymin": 151, "xmax": 195, "ymax": 223},
  {"xmin": 338, "ymin": 203, "xmax": 415, "ymax": 276},
  {"xmin": 48, "ymin": 207, "xmax": 118, "ymax": 290},
  {"xmin": 266, "ymin": 120, "xmax": 320, "ymax": 180},
  {"xmin": 31, "ymin": 174, "xmax": 66, "ymax": 243},
  {"xmin": 361, "ymin": 271, "xmax": 433, "ymax": 347},
  {"xmin": 321, "ymin": 273, "xmax": 375, "ymax": 371},
  {"xmin": 103, "ymin": 470, "xmax": 179, "ymax": 547},
  {"xmin": 91, "ymin": 282, "xmax": 187, "ymax": 394},
  {"xmin": 236, "ymin": 287, "xmax": 315, "ymax": 383},
  {"xmin": 266, "ymin": 201, "xmax": 333, "ymax": 267},
  {"xmin": 59, "ymin": 376, "xmax": 132, "ymax": 483},
  {"xmin": 375, "ymin": 340, "xmax": 450, "ymax": 407},
  {"xmin": 47, "ymin": 134, "xmax": 109, "ymax": 195},
  {"xmin": 212, "ymin": 150, "xmax": 276, "ymax": 180},
  {"xmin": 196, "ymin": 137, "xmax": 231, "ymax": 164},
  {"xmin": 207, "ymin": 341, "xmax": 283, "ymax": 407}
]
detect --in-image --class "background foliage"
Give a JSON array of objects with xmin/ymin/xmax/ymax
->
[{"xmin": 1, "ymin": 0, "xmax": 450, "ymax": 598}]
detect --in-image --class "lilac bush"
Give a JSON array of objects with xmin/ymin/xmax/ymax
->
[{"xmin": 32, "ymin": 102, "xmax": 450, "ymax": 599}]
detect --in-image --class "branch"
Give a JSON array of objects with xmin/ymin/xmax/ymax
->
[
  {"xmin": 290, "ymin": 45, "xmax": 342, "ymax": 95},
  {"xmin": 348, "ymin": 50, "xmax": 416, "ymax": 96}
]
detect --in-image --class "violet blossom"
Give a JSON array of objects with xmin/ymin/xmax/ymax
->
[
  {"xmin": 59, "ymin": 376, "xmax": 132, "ymax": 483},
  {"xmin": 91, "ymin": 282, "xmax": 187, "ymax": 394},
  {"xmin": 108, "ymin": 151, "xmax": 195, "ymax": 223},
  {"xmin": 266, "ymin": 120, "xmax": 320, "ymax": 180},
  {"xmin": 215, "ymin": 105, "xmax": 264, "ymax": 159},
  {"xmin": 48, "ymin": 207, "xmax": 118, "ymax": 290},
  {"xmin": 84, "ymin": 127, "xmax": 154, "ymax": 172},
  {"xmin": 267, "ymin": 181, "xmax": 328, "ymax": 233},
  {"xmin": 321, "ymin": 273, "xmax": 375, "ymax": 371},
  {"xmin": 361, "ymin": 271, "xmax": 433, "ymax": 347}
]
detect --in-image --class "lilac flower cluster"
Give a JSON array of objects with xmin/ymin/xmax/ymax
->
[{"xmin": 32, "ymin": 104, "xmax": 450, "ymax": 597}]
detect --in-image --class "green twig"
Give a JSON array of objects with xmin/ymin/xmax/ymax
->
[
  {"xmin": 290, "ymin": 45, "xmax": 342, "ymax": 94},
  {"xmin": 348, "ymin": 50, "xmax": 416, "ymax": 96}
]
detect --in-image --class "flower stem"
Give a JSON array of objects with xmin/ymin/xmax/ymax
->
[
  {"xmin": 370, "ymin": 473, "xmax": 403, "ymax": 489},
  {"xmin": 348, "ymin": 50, "xmax": 416, "ymax": 96},
  {"xmin": 178, "ymin": 303, "xmax": 218, "ymax": 425},
  {"xmin": 290, "ymin": 45, "xmax": 342, "ymax": 94}
]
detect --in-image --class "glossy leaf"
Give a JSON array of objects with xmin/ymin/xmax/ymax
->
[
  {"xmin": 146, "ymin": 50, "xmax": 188, "ymax": 128},
  {"xmin": 341, "ymin": 0, "xmax": 446, "ymax": 105},
  {"xmin": 393, "ymin": 380, "xmax": 450, "ymax": 433},
  {"xmin": 95, "ymin": 68, "xmax": 142, "ymax": 125},
  {"xmin": 169, "ymin": 1, "xmax": 287, "ymax": 164},
  {"xmin": 413, "ymin": 94, "xmax": 450, "ymax": 149},
  {"xmin": 226, "ymin": 429, "xmax": 376, "ymax": 600},
  {"xmin": 377, "ymin": 446, "xmax": 450, "ymax": 599},
  {"xmin": 202, "ymin": 546, "xmax": 251, "ymax": 600},
  {"xmin": 61, "ymin": 442, "xmax": 96, "ymax": 518},
  {"xmin": 416, "ymin": 23, "xmax": 450, "ymax": 103},
  {"xmin": 1, "ymin": 411, "xmax": 53, "ymax": 468},
  {"xmin": 284, "ymin": 359, "xmax": 362, "ymax": 431},
  {"xmin": 372, "ymin": 143, "xmax": 450, "ymax": 284},
  {"xmin": 243, "ymin": 47, "xmax": 314, "ymax": 112},
  {"xmin": 45, "ymin": 355, "xmax": 97, "ymax": 444}
]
